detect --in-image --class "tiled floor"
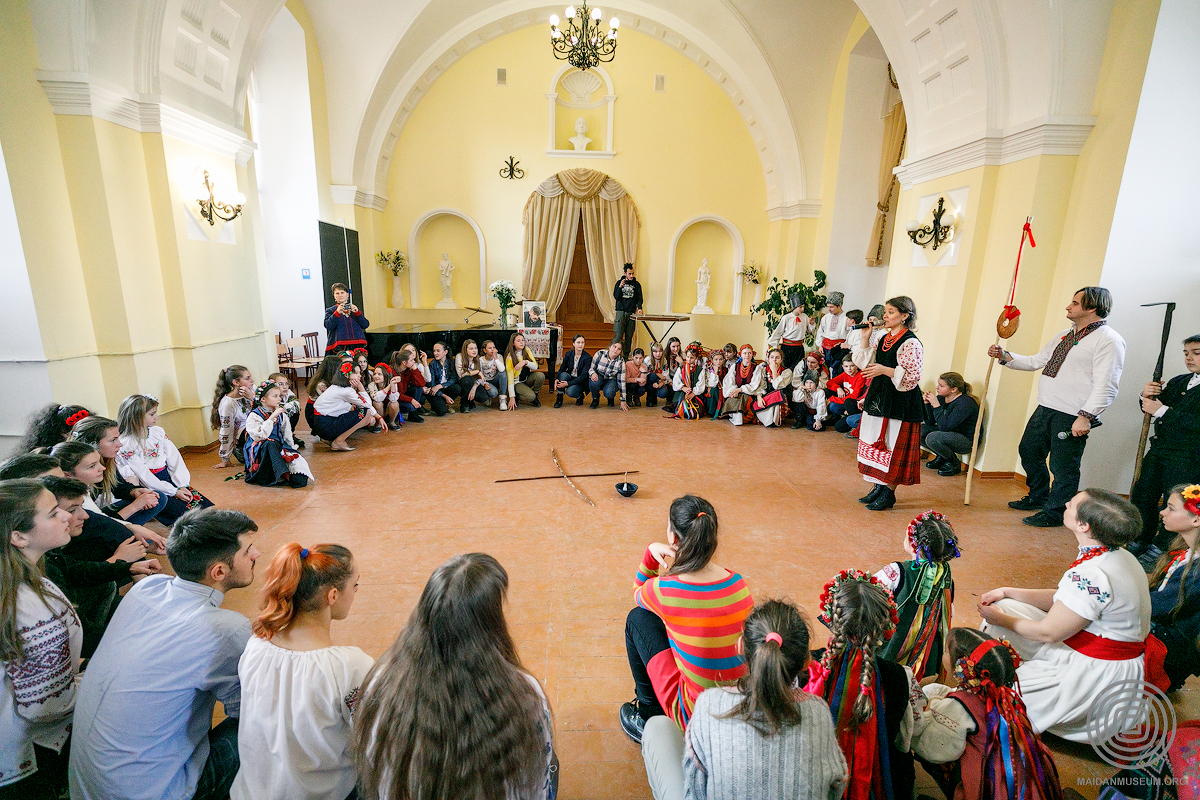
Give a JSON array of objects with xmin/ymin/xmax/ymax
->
[{"xmin": 182, "ymin": 400, "xmax": 1197, "ymax": 799}]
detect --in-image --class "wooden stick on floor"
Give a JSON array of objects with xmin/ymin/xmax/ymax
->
[
  {"xmin": 494, "ymin": 470, "xmax": 640, "ymax": 484},
  {"xmin": 552, "ymin": 448, "xmax": 595, "ymax": 507}
]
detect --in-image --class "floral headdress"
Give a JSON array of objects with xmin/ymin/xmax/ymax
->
[
  {"xmin": 738, "ymin": 344, "xmax": 756, "ymax": 359},
  {"xmin": 253, "ymin": 380, "xmax": 278, "ymax": 405},
  {"xmin": 64, "ymin": 409, "xmax": 90, "ymax": 427},
  {"xmin": 350, "ymin": 347, "xmax": 369, "ymax": 360},
  {"xmin": 818, "ymin": 569, "xmax": 899, "ymax": 640},
  {"xmin": 685, "ymin": 342, "xmax": 705, "ymax": 358},
  {"xmin": 1181, "ymin": 485, "xmax": 1200, "ymax": 517},
  {"xmin": 374, "ymin": 363, "xmax": 394, "ymax": 378},
  {"xmin": 907, "ymin": 510, "xmax": 962, "ymax": 562},
  {"xmin": 339, "ymin": 362, "xmax": 354, "ymax": 375},
  {"xmin": 953, "ymin": 638, "xmax": 1022, "ymax": 693}
]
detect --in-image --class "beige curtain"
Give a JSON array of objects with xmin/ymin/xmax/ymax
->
[
  {"xmin": 866, "ymin": 100, "xmax": 906, "ymax": 266},
  {"xmin": 522, "ymin": 168, "xmax": 639, "ymax": 321}
]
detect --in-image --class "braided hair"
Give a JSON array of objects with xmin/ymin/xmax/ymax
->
[{"xmin": 820, "ymin": 577, "xmax": 896, "ymax": 727}]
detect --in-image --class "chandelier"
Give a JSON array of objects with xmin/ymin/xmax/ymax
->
[{"xmin": 549, "ymin": 4, "xmax": 619, "ymax": 71}]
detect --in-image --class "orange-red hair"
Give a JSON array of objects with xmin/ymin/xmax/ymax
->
[{"xmin": 253, "ymin": 542, "xmax": 354, "ymax": 639}]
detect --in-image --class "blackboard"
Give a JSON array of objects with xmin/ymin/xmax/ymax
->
[{"xmin": 318, "ymin": 221, "xmax": 363, "ymax": 308}]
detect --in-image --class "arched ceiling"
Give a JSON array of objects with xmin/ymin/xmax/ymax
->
[{"xmin": 26, "ymin": 0, "xmax": 1117, "ymax": 210}]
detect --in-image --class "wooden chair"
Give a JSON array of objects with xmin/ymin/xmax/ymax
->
[
  {"xmin": 302, "ymin": 332, "xmax": 321, "ymax": 361},
  {"xmin": 285, "ymin": 337, "xmax": 319, "ymax": 383},
  {"xmin": 276, "ymin": 343, "xmax": 304, "ymax": 388}
]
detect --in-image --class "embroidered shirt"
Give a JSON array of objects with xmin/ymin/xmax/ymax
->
[
  {"xmin": 768, "ymin": 311, "xmax": 813, "ymax": 347},
  {"xmin": 1003, "ymin": 323, "xmax": 1126, "ymax": 419},
  {"xmin": 1054, "ymin": 549, "xmax": 1150, "ymax": 643}
]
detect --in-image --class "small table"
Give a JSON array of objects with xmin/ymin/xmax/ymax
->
[{"xmin": 633, "ymin": 313, "xmax": 690, "ymax": 346}]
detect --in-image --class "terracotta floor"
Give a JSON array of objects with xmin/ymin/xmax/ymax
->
[{"xmin": 182, "ymin": 398, "xmax": 1198, "ymax": 800}]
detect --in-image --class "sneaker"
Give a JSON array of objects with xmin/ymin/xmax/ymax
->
[
  {"xmin": 387, "ymin": 421, "xmax": 402, "ymax": 431},
  {"xmin": 1008, "ymin": 496, "xmax": 1043, "ymax": 511},
  {"xmin": 461, "ymin": 405, "xmax": 471, "ymax": 413},
  {"xmin": 631, "ymin": 397, "xmax": 642, "ymax": 407},
  {"xmin": 499, "ymin": 397, "xmax": 508, "ymax": 411},
  {"xmin": 406, "ymin": 414, "xmax": 424, "ymax": 424},
  {"xmin": 619, "ymin": 701, "xmax": 646, "ymax": 745},
  {"xmin": 1022, "ymin": 510, "xmax": 1063, "ymax": 528},
  {"xmin": 294, "ymin": 438, "xmax": 306, "ymax": 449}
]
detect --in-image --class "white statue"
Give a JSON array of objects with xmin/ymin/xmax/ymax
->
[
  {"xmin": 435, "ymin": 253, "xmax": 458, "ymax": 309},
  {"xmin": 568, "ymin": 117, "xmax": 592, "ymax": 152},
  {"xmin": 692, "ymin": 259, "xmax": 713, "ymax": 314}
]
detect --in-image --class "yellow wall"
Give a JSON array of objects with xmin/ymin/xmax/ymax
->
[
  {"xmin": 378, "ymin": 24, "xmax": 771, "ymax": 354},
  {"xmin": 418, "ymin": 216, "xmax": 482, "ymax": 308}
]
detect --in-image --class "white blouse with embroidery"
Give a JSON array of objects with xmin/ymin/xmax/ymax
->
[{"xmin": 116, "ymin": 427, "xmax": 191, "ymax": 496}]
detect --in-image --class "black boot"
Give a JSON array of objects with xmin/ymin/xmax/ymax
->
[
  {"xmin": 590, "ymin": 397, "xmax": 600, "ymax": 409},
  {"xmin": 859, "ymin": 484, "xmax": 885, "ymax": 504},
  {"xmin": 647, "ymin": 395, "xmax": 657, "ymax": 407},
  {"xmin": 866, "ymin": 486, "xmax": 897, "ymax": 511},
  {"xmin": 554, "ymin": 394, "xmax": 564, "ymax": 408},
  {"xmin": 925, "ymin": 456, "xmax": 946, "ymax": 470},
  {"xmin": 575, "ymin": 395, "xmax": 585, "ymax": 406}
]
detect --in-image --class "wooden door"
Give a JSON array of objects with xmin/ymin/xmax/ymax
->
[{"xmin": 557, "ymin": 216, "xmax": 605, "ymax": 324}]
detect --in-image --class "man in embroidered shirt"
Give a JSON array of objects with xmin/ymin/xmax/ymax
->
[
  {"xmin": 589, "ymin": 342, "xmax": 629, "ymax": 411},
  {"xmin": 70, "ymin": 508, "xmax": 260, "ymax": 800},
  {"xmin": 989, "ymin": 287, "xmax": 1126, "ymax": 527},
  {"xmin": 323, "ymin": 283, "xmax": 370, "ymax": 353}
]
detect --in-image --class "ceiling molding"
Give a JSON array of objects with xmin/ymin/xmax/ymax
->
[
  {"xmin": 330, "ymin": 184, "xmax": 388, "ymax": 212},
  {"xmin": 37, "ymin": 71, "xmax": 257, "ymax": 165},
  {"xmin": 767, "ymin": 201, "xmax": 822, "ymax": 221},
  {"xmin": 893, "ymin": 116, "xmax": 1095, "ymax": 189}
]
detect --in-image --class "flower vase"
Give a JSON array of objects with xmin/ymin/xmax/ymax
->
[
  {"xmin": 753, "ymin": 283, "xmax": 764, "ymax": 307},
  {"xmin": 500, "ymin": 308, "xmax": 510, "ymax": 329},
  {"xmin": 390, "ymin": 275, "xmax": 405, "ymax": 308}
]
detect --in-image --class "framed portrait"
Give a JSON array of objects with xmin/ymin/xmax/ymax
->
[{"xmin": 522, "ymin": 301, "xmax": 548, "ymax": 330}]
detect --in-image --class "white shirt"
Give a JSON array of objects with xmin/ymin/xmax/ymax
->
[
  {"xmin": 767, "ymin": 310, "xmax": 813, "ymax": 347},
  {"xmin": 850, "ymin": 327, "xmax": 886, "ymax": 371},
  {"xmin": 816, "ymin": 311, "xmax": 851, "ymax": 347},
  {"xmin": 313, "ymin": 385, "xmax": 368, "ymax": 417},
  {"xmin": 231, "ymin": 638, "xmax": 374, "ymax": 800},
  {"xmin": 1003, "ymin": 323, "xmax": 1126, "ymax": 418},
  {"xmin": 116, "ymin": 426, "xmax": 192, "ymax": 496},
  {"xmin": 1054, "ymin": 548, "xmax": 1151, "ymax": 643}
]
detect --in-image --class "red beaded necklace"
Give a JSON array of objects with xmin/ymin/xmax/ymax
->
[
  {"xmin": 880, "ymin": 327, "xmax": 907, "ymax": 352},
  {"xmin": 1068, "ymin": 545, "xmax": 1110, "ymax": 570}
]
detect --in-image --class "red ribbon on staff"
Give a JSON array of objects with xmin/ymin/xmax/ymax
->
[{"xmin": 1003, "ymin": 220, "xmax": 1036, "ymax": 318}]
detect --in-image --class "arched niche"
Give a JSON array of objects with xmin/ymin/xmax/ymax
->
[
  {"xmin": 407, "ymin": 208, "xmax": 486, "ymax": 309},
  {"xmin": 666, "ymin": 216, "xmax": 746, "ymax": 315},
  {"xmin": 546, "ymin": 64, "xmax": 615, "ymax": 158}
]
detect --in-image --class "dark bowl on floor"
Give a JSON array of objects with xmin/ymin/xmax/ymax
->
[{"xmin": 616, "ymin": 482, "xmax": 639, "ymax": 497}]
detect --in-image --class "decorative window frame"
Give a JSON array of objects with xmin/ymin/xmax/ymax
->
[{"xmin": 546, "ymin": 64, "xmax": 616, "ymax": 158}]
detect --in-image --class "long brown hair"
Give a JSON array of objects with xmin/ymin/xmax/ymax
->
[
  {"xmin": 254, "ymin": 543, "xmax": 354, "ymax": 639},
  {"xmin": 210, "ymin": 365, "xmax": 249, "ymax": 430},
  {"xmin": 820, "ymin": 578, "xmax": 895, "ymax": 727},
  {"xmin": 353, "ymin": 553, "xmax": 549, "ymax": 800},
  {"xmin": 306, "ymin": 356, "xmax": 343, "ymax": 399},
  {"xmin": 725, "ymin": 600, "xmax": 810, "ymax": 735},
  {"xmin": 938, "ymin": 371, "xmax": 974, "ymax": 401},
  {"xmin": 117, "ymin": 394, "xmax": 158, "ymax": 444},
  {"xmin": 1149, "ymin": 485, "xmax": 1200, "ymax": 619},
  {"xmin": 459, "ymin": 339, "xmax": 481, "ymax": 373},
  {"xmin": 665, "ymin": 495, "xmax": 719, "ymax": 576},
  {"xmin": 0, "ymin": 481, "xmax": 58, "ymax": 661},
  {"xmin": 69, "ymin": 415, "xmax": 120, "ymax": 501}
]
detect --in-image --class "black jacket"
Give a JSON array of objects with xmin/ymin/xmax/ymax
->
[
  {"xmin": 557, "ymin": 350, "xmax": 593, "ymax": 389},
  {"xmin": 922, "ymin": 393, "xmax": 979, "ymax": 437},
  {"xmin": 613, "ymin": 277, "xmax": 643, "ymax": 314},
  {"xmin": 1147, "ymin": 373, "xmax": 1200, "ymax": 455}
]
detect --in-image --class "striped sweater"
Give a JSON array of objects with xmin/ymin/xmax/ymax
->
[{"xmin": 634, "ymin": 548, "xmax": 753, "ymax": 728}]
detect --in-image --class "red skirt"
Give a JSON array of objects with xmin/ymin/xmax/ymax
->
[{"xmin": 858, "ymin": 418, "xmax": 922, "ymax": 486}]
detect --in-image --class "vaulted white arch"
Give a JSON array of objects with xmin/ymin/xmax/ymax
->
[
  {"xmin": 666, "ymin": 215, "xmax": 746, "ymax": 314},
  {"xmin": 407, "ymin": 208, "xmax": 487, "ymax": 309}
]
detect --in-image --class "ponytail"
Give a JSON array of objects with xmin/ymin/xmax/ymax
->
[
  {"xmin": 210, "ymin": 365, "xmax": 249, "ymax": 431},
  {"xmin": 665, "ymin": 495, "xmax": 718, "ymax": 576},
  {"xmin": 938, "ymin": 371, "xmax": 973, "ymax": 401},
  {"xmin": 253, "ymin": 543, "xmax": 354, "ymax": 639},
  {"xmin": 725, "ymin": 600, "xmax": 810, "ymax": 735}
]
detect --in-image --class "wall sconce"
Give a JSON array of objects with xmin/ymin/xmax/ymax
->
[
  {"xmin": 905, "ymin": 196, "xmax": 956, "ymax": 250},
  {"xmin": 196, "ymin": 169, "xmax": 245, "ymax": 226}
]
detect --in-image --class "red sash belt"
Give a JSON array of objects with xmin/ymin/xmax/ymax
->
[
  {"xmin": 821, "ymin": 337, "xmax": 845, "ymax": 350},
  {"xmin": 1064, "ymin": 630, "xmax": 1171, "ymax": 692},
  {"xmin": 781, "ymin": 338, "xmax": 805, "ymax": 346}
]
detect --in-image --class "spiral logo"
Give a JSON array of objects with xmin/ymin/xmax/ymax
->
[{"xmin": 1085, "ymin": 679, "xmax": 1176, "ymax": 768}]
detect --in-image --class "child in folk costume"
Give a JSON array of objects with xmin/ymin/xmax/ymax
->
[
  {"xmin": 244, "ymin": 381, "xmax": 314, "ymax": 488},
  {"xmin": 351, "ymin": 348, "xmax": 371, "ymax": 378},
  {"xmin": 768, "ymin": 293, "xmax": 813, "ymax": 372},
  {"xmin": 802, "ymin": 352, "xmax": 830, "ymax": 391},
  {"xmin": 790, "ymin": 370, "xmax": 829, "ymax": 431},
  {"xmin": 268, "ymin": 373, "xmax": 305, "ymax": 448},
  {"xmin": 671, "ymin": 344, "xmax": 709, "ymax": 421},
  {"xmin": 115, "ymin": 394, "xmax": 214, "ymax": 512},
  {"xmin": 1147, "ymin": 484, "xmax": 1200, "ymax": 691},
  {"xmin": 304, "ymin": 356, "xmax": 342, "ymax": 434},
  {"xmin": 211, "ymin": 365, "xmax": 253, "ymax": 468},
  {"xmin": 722, "ymin": 343, "xmax": 738, "ymax": 364},
  {"xmin": 368, "ymin": 364, "xmax": 402, "ymax": 429},
  {"xmin": 643, "ymin": 343, "xmax": 670, "ymax": 408},
  {"xmin": 818, "ymin": 292, "xmax": 852, "ymax": 377},
  {"xmin": 751, "ymin": 349, "xmax": 793, "ymax": 428},
  {"xmin": 311, "ymin": 363, "xmax": 378, "ymax": 450},
  {"xmin": 702, "ymin": 348, "xmax": 729, "ymax": 419},
  {"xmin": 720, "ymin": 345, "xmax": 762, "ymax": 425},
  {"xmin": 874, "ymin": 511, "xmax": 960, "ymax": 680},
  {"xmin": 913, "ymin": 629, "xmax": 1063, "ymax": 800},
  {"xmin": 805, "ymin": 570, "xmax": 924, "ymax": 800}
]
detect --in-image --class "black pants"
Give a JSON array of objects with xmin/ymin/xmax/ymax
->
[
  {"xmin": 1018, "ymin": 405, "xmax": 1088, "ymax": 519},
  {"xmin": 625, "ymin": 607, "xmax": 670, "ymax": 721},
  {"xmin": 426, "ymin": 384, "xmax": 461, "ymax": 416},
  {"xmin": 1131, "ymin": 447, "xmax": 1200, "ymax": 547},
  {"xmin": 781, "ymin": 343, "xmax": 805, "ymax": 372}
]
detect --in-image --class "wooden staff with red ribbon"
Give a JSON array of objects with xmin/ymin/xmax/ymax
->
[{"xmin": 964, "ymin": 217, "xmax": 1035, "ymax": 505}]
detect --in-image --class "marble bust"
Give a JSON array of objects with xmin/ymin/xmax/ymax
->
[
  {"xmin": 435, "ymin": 253, "xmax": 457, "ymax": 309},
  {"xmin": 568, "ymin": 117, "xmax": 592, "ymax": 152}
]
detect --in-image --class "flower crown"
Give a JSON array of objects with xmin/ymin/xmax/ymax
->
[
  {"xmin": 953, "ymin": 638, "xmax": 1022, "ymax": 693},
  {"xmin": 64, "ymin": 409, "xmax": 90, "ymax": 427},
  {"xmin": 374, "ymin": 363, "xmax": 393, "ymax": 378},
  {"xmin": 253, "ymin": 380, "xmax": 278, "ymax": 404},
  {"xmin": 1181, "ymin": 485, "xmax": 1200, "ymax": 517},
  {"xmin": 350, "ymin": 347, "xmax": 369, "ymax": 359},
  {"xmin": 339, "ymin": 362, "xmax": 354, "ymax": 375},
  {"xmin": 906, "ymin": 510, "xmax": 962, "ymax": 562},
  {"xmin": 818, "ymin": 569, "xmax": 899, "ymax": 640},
  {"xmin": 685, "ymin": 342, "xmax": 705, "ymax": 358}
]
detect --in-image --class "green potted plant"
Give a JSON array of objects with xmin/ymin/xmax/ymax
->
[
  {"xmin": 376, "ymin": 250, "xmax": 408, "ymax": 308},
  {"xmin": 750, "ymin": 270, "xmax": 827, "ymax": 346}
]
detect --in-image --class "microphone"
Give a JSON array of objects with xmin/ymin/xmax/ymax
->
[{"xmin": 850, "ymin": 322, "xmax": 883, "ymax": 331}]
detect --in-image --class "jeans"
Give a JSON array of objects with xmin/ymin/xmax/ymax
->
[
  {"xmin": 613, "ymin": 311, "xmax": 636, "ymax": 356},
  {"xmin": 485, "ymin": 373, "xmax": 508, "ymax": 399},
  {"xmin": 642, "ymin": 716, "xmax": 685, "ymax": 800},
  {"xmin": 555, "ymin": 371, "xmax": 586, "ymax": 399},
  {"xmin": 627, "ymin": 380, "xmax": 650, "ymax": 401},
  {"xmin": 458, "ymin": 377, "xmax": 491, "ymax": 410},
  {"xmin": 1018, "ymin": 405, "xmax": 1088, "ymax": 519},
  {"xmin": 191, "ymin": 717, "xmax": 239, "ymax": 800},
  {"xmin": 403, "ymin": 386, "xmax": 425, "ymax": 420},
  {"xmin": 111, "ymin": 490, "xmax": 173, "ymax": 526},
  {"xmin": 426, "ymin": 383, "xmax": 461, "ymax": 416},
  {"xmin": 625, "ymin": 607, "xmax": 670, "ymax": 720},
  {"xmin": 824, "ymin": 346, "xmax": 845, "ymax": 377},
  {"xmin": 921, "ymin": 426, "xmax": 973, "ymax": 462},
  {"xmin": 836, "ymin": 412, "xmax": 862, "ymax": 433},
  {"xmin": 589, "ymin": 376, "xmax": 621, "ymax": 402}
]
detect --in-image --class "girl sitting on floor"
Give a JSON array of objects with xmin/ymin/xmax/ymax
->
[
  {"xmin": 805, "ymin": 570, "xmax": 923, "ymax": 800},
  {"xmin": 679, "ymin": 599, "xmax": 848, "ymax": 800},
  {"xmin": 643, "ymin": 343, "xmax": 670, "ymax": 408},
  {"xmin": 211, "ymin": 365, "xmax": 253, "ymax": 469},
  {"xmin": 626, "ymin": 349, "xmax": 649, "ymax": 407},
  {"xmin": 16, "ymin": 403, "xmax": 92, "ymax": 454},
  {"xmin": 456, "ymin": 340, "xmax": 491, "ymax": 413},
  {"xmin": 1147, "ymin": 484, "xmax": 1200, "ymax": 691},
  {"xmin": 304, "ymin": 356, "xmax": 342, "ymax": 435},
  {"xmin": 69, "ymin": 415, "xmax": 171, "ymax": 527},
  {"xmin": 353, "ymin": 553, "xmax": 557, "ymax": 800},
  {"xmin": 671, "ymin": 344, "xmax": 708, "ymax": 420},
  {"xmin": 665, "ymin": 337, "xmax": 684, "ymax": 379},
  {"xmin": 480, "ymin": 339, "xmax": 508, "ymax": 410},
  {"xmin": 311, "ymin": 364, "xmax": 378, "ymax": 450},
  {"xmin": 875, "ymin": 510, "xmax": 960, "ymax": 681},
  {"xmin": 751, "ymin": 349, "xmax": 792, "ymax": 428},
  {"xmin": 703, "ymin": 348, "xmax": 729, "ymax": 419},
  {"xmin": 230, "ymin": 543, "xmax": 370, "ymax": 800},
  {"xmin": 115, "ymin": 394, "xmax": 214, "ymax": 514},
  {"xmin": 721, "ymin": 345, "xmax": 762, "ymax": 425},
  {"xmin": 426, "ymin": 342, "xmax": 461, "ymax": 416},
  {"xmin": 389, "ymin": 344, "xmax": 428, "ymax": 423},
  {"xmin": 367, "ymin": 364, "xmax": 402, "ymax": 430},
  {"xmin": 912, "ymin": 628, "xmax": 1063, "ymax": 800},
  {"xmin": 790, "ymin": 370, "xmax": 829, "ymax": 431},
  {"xmin": 268, "ymin": 373, "xmax": 305, "ymax": 448},
  {"xmin": 505, "ymin": 334, "xmax": 544, "ymax": 409},
  {"xmin": 351, "ymin": 348, "xmax": 371, "ymax": 377},
  {"xmin": 802, "ymin": 352, "xmax": 830, "ymax": 391},
  {"xmin": 621, "ymin": 495, "xmax": 753, "ymax": 743},
  {"xmin": 244, "ymin": 381, "xmax": 314, "ymax": 488}
]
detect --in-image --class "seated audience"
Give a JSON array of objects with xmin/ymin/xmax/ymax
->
[
  {"xmin": 673, "ymin": 600, "xmax": 847, "ymax": 800},
  {"xmin": 427, "ymin": 341, "xmax": 461, "ymax": 415},
  {"xmin": 41, "ymin": 475, "xmax": 159, "ymax": 658},
  {"xmin": 0, "ymin": 480, "xmax": 80, "ymax": 800},
  {"xmin": 116, "ymin": 394, "xmax": 214, "ymax": 513},
  {"xmin": 827, "ymin": 355, "xmax": 866, "ymax": 429},
  {"xmin": 231, "ymin": 543, "xmax": 371, "ymax": 800},
  {"xmin": 751, "ymin": 349, "xmax": 792, "ymax": 428},
  {"xmin": 506, "ymin": 333, "xmax": 545, "ymax": 409},
  {"xmin": 70, "ymin": 415, "xmax": 173, "ymax": 526},
  {"xmin": 621, "ymin": 496, "xmax": 753, "ymax": 743},
  {"xmin": 0, "ymin": 453, "xmax": 63, "ymax": 480},
  {"xmin": 800, "ymin": 352, "xmax": 830, "ymax": 391},
  {"xmin": 353, "ymin": 553, "xmax": 556, "ymax": 800},
  {"xmin": 790, "ymin": 370, "xmax": 828, "ymax": 431},
  {"xmin": 805, "ymin": 571, "xmax": 922, "ymax": 800},
  {"xmin": 702, "ymin": 348, "xmax": 728, "ymax": 419},
  {"xmin": 268, "ymin": 373, "xmax": 304, "ymax": 447},
  {"xmin": 389, "ymin": 345, "xmax": 427, "ymax": 424},
  {"xmin": 244, "ymin": 381, "xmax": 314, "ymax": 488},
  {"xmin": 588, "ymin": 341, "xmax": 628, "ymax": 411},
  {"xmin": 670, "ymin": 344, "xmax": 707, "ymax": 420},
  {"xmin": 978, "ymin": 490, "xmax": 1167, "ymax": 740},
  {"xmin": 642, "ymin": 343, "xmax": 670, "ymax": 408},
  {"xmin": 874, "ymin": 511, "xmax": 959, "ymax": 680},
  {"xmin": 1146, "ymin": 485, "xmax": 1200, "ymax": 691},
  {"xmin": 323, "ymin": 283, "xmax": 368, "ymax": 354},
  {"xmin": 16, "ymin": 403, "xmax": 92, "ymax": 454},
  {"xmin": 70, "ymin": 508, "xmax": 260, "ymax": 800},
  {"xmin": 304, "ymin": 356, "xmax": 343, "ymax": 435},
  {"xmin": 721, "ymin": 345, "xmax": 762, "ymax": 425},
  {"xmin": 367, "ymin": 364, "xmax": 402, "ymax": 429},
  {"xmin": 921, "ymin": 372, "xmax": 980, "ymax": 477},
  {"xmin": 311, "ymin": 364, "xmax": 379, "ymax": 448},
  {"xmin": 627, "ymin": 348, "xmax": 649, "ymax": 407},
  {"xmin": 480, "ymin": 340, "xmax": 509, "ymax": 409},
  {"xmin": 211, "ymin": 365, "xmax": 253, "ymax": 469},
  {"xmin": 912, "ymin": 629, "xmax": 1062, "ymax": 800},
  {"xmin": 455, "ymin": 340, "xmax": 491, "ymax": 413},
  {"xmin": 554, "ymin": 334, "xmax": 592, "ymax": 407}
]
